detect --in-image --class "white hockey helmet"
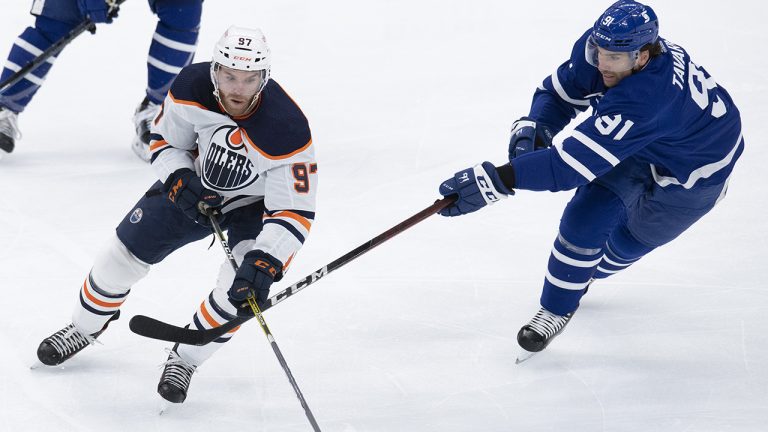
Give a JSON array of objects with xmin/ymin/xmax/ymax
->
[{"xmin": 210, "ymin": 26, "xmax": 271, "ymax": 112}]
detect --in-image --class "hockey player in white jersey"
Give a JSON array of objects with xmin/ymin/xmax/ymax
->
[
  {"xmin": 35, "ymin": 26, "xmax": 318, "ymax": 404},
  {"xmin": 0, "ymin": 0, "xmax": 203, "ymax": 161},
  {"xmin": 436, "ymin": 1, "xmax": 743, "ymax": 361}
]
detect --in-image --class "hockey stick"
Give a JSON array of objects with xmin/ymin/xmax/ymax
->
[
  {"xmin": 206, "ymin": 209, "xmax": 322, "ymax": 432},
  {"xmin": 128, "ymin": 196, "xmax": 456, "ymax": 345},
  {"xmin": 0, "ymin": 0, "xmax": 125, "ymax": 94}
]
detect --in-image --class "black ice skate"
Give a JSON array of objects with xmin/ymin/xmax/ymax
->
[
  {"xmin": 131, "ymin": 96, "xmax": 159, "ymax": 162},
  {"xmin": 0, "ymin": 107, "xmax": 20, "ymax": 157},
  {"xmin": 516, "ymin": 307, "xmax": 573, "ymax": 364},
  {"xmin": 157, "ymin": 347, "xmax": 197, "ymax": 404},
  {"xmin": 36, "ymin": 310, "xmax": 121, "ymax": 366}
]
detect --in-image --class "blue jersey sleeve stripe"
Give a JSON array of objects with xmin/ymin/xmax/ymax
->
[
  {"xmin": 551, "ymin": 67, "xmax": 591, "ymax": 107},
  {"xmin": 264, "ymin": 219, "xmax": 306, "ymax": 244},
  {"xmin": 264, "ymin": 208, "xmax": 316, "ymax": 220},
  {"xmin": 571, "ymin": 130, "xmax": 621, "ymax": 166}
]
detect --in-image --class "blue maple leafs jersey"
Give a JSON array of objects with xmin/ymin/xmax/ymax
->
[{"xmin": 512, "ymin": 30, "xmax": 743, "ymax": 192}]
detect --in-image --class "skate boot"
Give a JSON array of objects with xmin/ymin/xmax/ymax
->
[
  {"xmin": 516, "ymin": 307, "xmax": 573, "ymax": 363},
  {"xmin": 37, "ymin": 310, "xmax": 121, "ymax": 366},
  {"xmin": 0, "ymin": 107, "xmax": 21, "ymax": 157},
  {"xmin": 131, "ymin": 96, "xmax": 159, "ymax": 162},
  {"xmin": 157, "ymin": 347, "xmax": 197, "ymax": 403}
]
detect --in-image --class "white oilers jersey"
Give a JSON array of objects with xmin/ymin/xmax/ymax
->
[{"xmin": 148, "ymin": 62, "xmax": 316, "ymax": 265}]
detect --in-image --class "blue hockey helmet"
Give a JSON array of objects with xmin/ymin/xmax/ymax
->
[
  {"xmin": 591, "ymin": 1, "xmax": 659, "ymax": 52},
  {"xmin": 585, "ymin": 1, "xmax": 659, "ymax": 72}
]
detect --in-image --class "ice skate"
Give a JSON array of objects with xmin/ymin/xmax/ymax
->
[
  {"xmin": 36, "ymin": 311, "xmax": 120, "ymax": 366},
  {"xmin": 515, "ymin": 307, "xmax": 573, "ymax": 364},
  {"xmin": 0, "ymin": 107, "xmax": 20, "ymax": 158},
  {"xmin": 157, "ymin": 347, "xmax": 197, "ymax": 404},
  {"xmin": 131, "ymin": 96, "xmax": 159, "ymax": 162}
]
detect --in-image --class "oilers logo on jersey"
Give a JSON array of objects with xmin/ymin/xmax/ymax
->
[{"xmin": 202, "ymin": 125, "xmax": 258, "ymax": 191}]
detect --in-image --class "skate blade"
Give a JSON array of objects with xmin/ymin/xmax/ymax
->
[
  {"xmin": 29, "ymin": 360, "xmax": 46, "ymax": 370},
  {"xmin": 515, "ymin": 349, "xmax": 538, "ymax": 364},
  {"xmin": 158, "ymin": 398, "xmax": 171, "ymax": 415}
]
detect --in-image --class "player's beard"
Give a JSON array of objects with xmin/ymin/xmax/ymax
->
[
  {"xmin": 600, "ymin": 69, "xmax": 631, "ymax": 87},
  {"xmin": 222, "ymin": 92, "xmax": 258, "ymax": 117}
]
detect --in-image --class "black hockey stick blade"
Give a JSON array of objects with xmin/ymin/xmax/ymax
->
[
  {"xmin": 128, "ymin": 314, "xmax": 248, "ymax": 345},
  {"xmin": 128, "ymin": 196, "xmax": 455, "ymax": 345}
]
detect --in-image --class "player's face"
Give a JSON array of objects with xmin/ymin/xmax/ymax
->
[
  {"xmin": 594, "ymin": 47, "xmax": 650, "ymax": 88},
  {"xmin": 216, "ymin": 67, "xmax": 265, "ymax": 116}
]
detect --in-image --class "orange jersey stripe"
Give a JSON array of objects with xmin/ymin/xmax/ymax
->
[
  {"xmin": 268, "ymin": 211, "xmax": 312, "ymax": 231},
  {"xmin": 149, "ymin": 139, "xmax": 168, "ymax": 152},
  {"xmin": 82, "ymin": 280, "xmax": 124, "ymax": 308},
  {"xmin": 168, "ymin": 91, "xmax": 210, "ymax": 111},
  {"xmin": 241, "ymin": 128, "xmax": 313, "ymax": 160},
  {"xmin": 199, "ymin": 302, "xmax": 221, "ymax": 328},
  {"xmin": 283, "ymin": 253, "xmax": 295, "ymax": 272},
  {"xmin": 199, "ymin": 302, "xmax": 240, "ymax": 334}
]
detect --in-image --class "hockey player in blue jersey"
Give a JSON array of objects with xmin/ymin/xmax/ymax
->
[
  {"xmin": 0, "ymin": 0, "xmax": 203, "ymax": 161},
  {"xmin": 34, "ymin": 26, "xmax": 318, "ymax": 403},
  {"xmin": 437, "ymin": 1, "xmax": 743, "ymax": 361}
]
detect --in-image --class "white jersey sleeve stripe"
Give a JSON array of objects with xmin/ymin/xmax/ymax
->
[
  {"xmin": 14, "ymin": 37, "xmax": 41, "ymax": 56},
  {"xmin": 5, "ymin": 61, "xmax": 45, "ymax": 86},
  {"xmin": 601, "ymin": 255, "xmax": 633, "ymax": 267},
  {"xmin": 551, "ymin": 247, "xmax": 602, "ymax": 268},
  {"xmin": 148, "ymin": 56, "xmax": 184, "ymax": 75},
  {"xmin": 545, "ymin": 270, "xmax": 592, "ymax": 291},
  {"xmin": 651, "ymin": 132, "xmax": 744, "ymax": 189},
  {"xmin": 152, "ymin": 33, "xmax": 198, "ymax": 53},
  {"xmin": 551, "ymin": 68, "xmax": 591, "ymax": 107},
  {"xmin": 553, "ymin": 145, "xmax": 596, "ymax": 181},
  {"xmin": 571, "ymin": 130, "xmax": 621, "ymax": 166},
  {"xmin": 595, "ymin": 266, "xmax": 621, "ymax": 274}
]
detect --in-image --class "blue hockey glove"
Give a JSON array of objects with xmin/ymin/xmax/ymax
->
[
  {"xmin": 228, "ymin": 250, "xmax": 283, "ymax": 315},
  {"xmin": 77, "ymin": 0, "xmax": 118, "ymax": 24},
  {"xmin": 163, "ymin": 168, "xmax": 223, "ymax": 227},
  {"xmin": 438, "ymin": 162, "xmax": 513, "ymax": 217},
  {"xmin": 508, "ymin": 117, "xmax": 553, "ymax": 161}
]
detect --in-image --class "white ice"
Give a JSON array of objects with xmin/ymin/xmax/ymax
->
[{"xmin": 1, "ymin": 1, "xmax": 767, "ymax": 431}]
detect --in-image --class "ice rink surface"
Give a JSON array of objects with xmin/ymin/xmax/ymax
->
[{"xmin": 1, "ymin": 1, "xmax": 766, "ymax": 431}]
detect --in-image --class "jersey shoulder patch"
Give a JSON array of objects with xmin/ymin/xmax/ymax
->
[
  {"xmin": 237, "ymin": 79, "xmax": 312, "ymax": 159},
  {"xmin": 168, "ymin": 62, "xmax": 219, "ymax": 111}
]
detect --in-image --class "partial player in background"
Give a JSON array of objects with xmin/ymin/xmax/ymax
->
[
  {"xmin": 0, "ymin": 0, "xmax": 203, "ymax": 161},
  {"xmin": 35, "ymin": 26, "xmax": 318, "ymax": 404},
  {"xmin": 436, "ymin": 0, "xmax": 743, "ymax": 362}
]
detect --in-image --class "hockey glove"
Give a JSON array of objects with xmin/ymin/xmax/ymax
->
[
  {"xmin": 508, "ymin": 117, "xmax": 553, "ymax": 161},
  {"xmin": 438, "ymin": 161, "xmax": 513, "ymax": 217},
  {"xmin": 228, "ymin": 250, "xmax": 283, "ymax": 315},
  {"xmin": 77, "ymin": 0, "xmax": 119, "ymax": 23},
  {"xmin": 164, "ymin": 168, "xmax": 223, "ymax": 227}
]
